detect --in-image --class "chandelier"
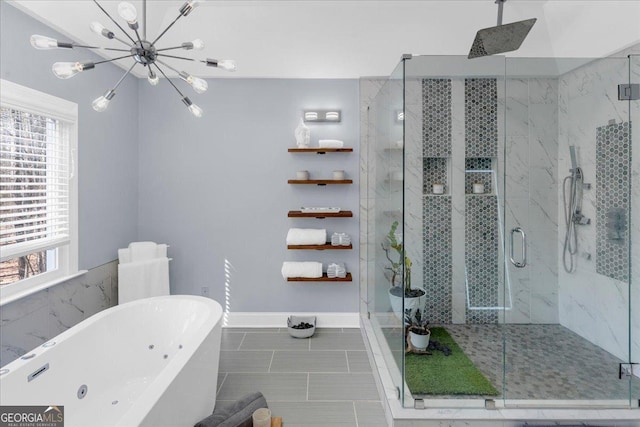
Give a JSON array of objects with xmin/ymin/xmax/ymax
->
[{"xmin": 30, "ymin": 0, "xmax": 236, "ymax": 118}]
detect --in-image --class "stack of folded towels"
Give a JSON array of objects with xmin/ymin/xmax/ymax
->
[
  {"xmin": 330, "ymin": 232, "xmax": 351, "ymax": 246},
  {"xmin": 281, "ymin": 262, "xmax": 323, "ymax": 279},
  {"xmin": 327, "ymin": 262, "xmax": 347, "ymax": 278},
  {"xmin": 286, "ymin": 228, "xmax": 326, "ymax": 245},
  {"xmin": 318, "ymin": 139, "xmax": 344, "ymax": 148}
]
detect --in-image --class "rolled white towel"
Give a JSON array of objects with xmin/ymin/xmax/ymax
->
[
  {"xmin": 318, "ymin": 139, "xmax": 344, "ymax": 148},
  {"xmin": 281, "ymin": 262, "xmax": 323, "ymax": 279},
  {"xmin": 286, "ymin": 228, "xmax": 327, "ymax": 245}
]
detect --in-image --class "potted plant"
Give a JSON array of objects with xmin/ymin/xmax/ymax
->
[
  {"xmin": 382, "ymin": 220, "xmax": 426, "ymax": 320},
  {"xmin": 404, "ymin": 307, "xmax": 431, "ymax": 351}
]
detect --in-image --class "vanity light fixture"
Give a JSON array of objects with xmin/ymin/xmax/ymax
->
[
  {"xmin": 30, "ymin": 0, "xmax": 237, "ymax": 118},
  {"xmin": 303, "ymin": 110, "xmax": 342, "ymax": 123}
]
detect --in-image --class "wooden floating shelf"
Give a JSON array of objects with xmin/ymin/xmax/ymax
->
[
  {"xmin": 287, "ymin": 243, "xmax": 352, "ymax": 250},
  {"xmin": 287, "ymin": 273, "xmax": 352, "ymax": 282},
  {"xmin": 288, "ymin": 179, "xmax": 352, "ymax": 185},
  {"xmin": 288, "ymin": 210, "xmax": 353, "ymax": 218},
  {"xmin": 288, "ymin": 148, "xmax": 353, "ymax": 153}
]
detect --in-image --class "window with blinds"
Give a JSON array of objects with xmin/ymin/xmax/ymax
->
[{"xmin": 0, "ymin": 79, "xmax": 78, "ymax": 292}]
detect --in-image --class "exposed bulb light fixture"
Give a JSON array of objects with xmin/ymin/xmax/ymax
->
[
  {"xmin": 117, "ymin": 2, "xmax": 138, "ymax": 26},
  {"xmin": 31, "ymin": 0, "xmax": 237, "ymax": 117},
  {"xmin": 147, "ymin": 70, "xmax": 159, "ymax": 86},
  {"xmin": 92, "ymin": 90, "xmax": 115, "ymax": 112}
]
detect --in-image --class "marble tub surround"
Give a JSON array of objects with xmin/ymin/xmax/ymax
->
[{"xmin": 0, "ymin": 260, "xmax": 118, "ymax": 367}]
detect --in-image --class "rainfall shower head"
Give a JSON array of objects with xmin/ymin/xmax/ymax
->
[{"xmin": 468, "ymin": 0, "xmax": 536, "ymax": 59}]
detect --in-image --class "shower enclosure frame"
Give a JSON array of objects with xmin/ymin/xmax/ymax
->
[{"xmin": 361, "ymin": 52, "xmax": 639, "ymax": 415}]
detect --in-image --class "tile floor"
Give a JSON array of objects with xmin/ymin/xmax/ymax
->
[{"xmin": 217, "ymin": 327, "xmax": 388, "ymax": 427}]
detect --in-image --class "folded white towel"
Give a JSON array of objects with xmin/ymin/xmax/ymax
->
[
  {"xmin": 119, "ymin": 242, "xmax": 169, "ymax": 264},
  {"xmin": 130, "ymin": 241, "xmax": 160, "ymax": 262},
  {"xmin": 281, "ymin": 262, "xmax": 323, "ymax": 279},
  {"xmin": 286, "ymin": 228, "xmax": 327, "ymax": 245},
  {"xmin": 118, "ymin": 258, "xmax": 170, "ymax": 304},
  {"xmin": 318, "ymin": 139, "xmax": 344, "ymax": 148}
]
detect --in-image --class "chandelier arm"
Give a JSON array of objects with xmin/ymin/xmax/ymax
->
[
  {"xmin": 153, "ymin": 63, "xmax": 186, "ymax": 98},
  {"xmin": 111, "ymin": 62, "xmax": 138, "ymax": 91},
  {"xmin": 156, "ymin": 53, "xmax": 196, "ymax": 62},
  {"xmin": 134, "ymin": 28, "xmax": 144, "ymax": 46},
  {"xmin": 155, "ymin": 59, "xmax": 180, "ymax": 74},
  {"xmin": 92, "ymin": 0, "xmax": 137, "ymax": 45},
  {"xmin": 151, "ymin": 13, "xmax": 183, "ymax": 47},
  {"xmin": 155, "ymin": 46, "xmax": 189, "ymax": 52},
  {"xmin": 73, "ymin": 45, "xmax": 131, "ymax": 53},
  {"xmin": 94, "ymin": 54, "xmax": 136, "ymax": 66}
]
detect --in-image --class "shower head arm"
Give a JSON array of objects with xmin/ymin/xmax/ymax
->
[{"xmin": 495, "ymin": 0, "xmax": 506, "ymax": 26}]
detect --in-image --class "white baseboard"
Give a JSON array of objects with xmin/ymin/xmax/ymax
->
[{"xmin": 222, "ymin": 312, "xmax": 360, "ymax": 328}]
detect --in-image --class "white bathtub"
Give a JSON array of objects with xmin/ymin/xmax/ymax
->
[{"xmin": 0, "ymin": 295, "xmax": 223, "ymax": 427}]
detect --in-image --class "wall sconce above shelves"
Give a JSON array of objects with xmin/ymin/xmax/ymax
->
[{"xmin": 303, "ymin": 110, "xmax": 341, "ymax": 123}]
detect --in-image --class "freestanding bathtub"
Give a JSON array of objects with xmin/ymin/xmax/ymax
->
[{"xmin": 0, "ymin": 295, "xmax": 223, "ymax": 427}]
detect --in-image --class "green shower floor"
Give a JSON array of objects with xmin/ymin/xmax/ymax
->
[{"xmin": 405, "ymin": 327, "xmax": 499, "ymax": 396}]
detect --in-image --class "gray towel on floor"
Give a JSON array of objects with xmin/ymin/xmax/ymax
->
[{"xmin": 194, "ymin": 392, "xmax": 268, "ymax": 427}]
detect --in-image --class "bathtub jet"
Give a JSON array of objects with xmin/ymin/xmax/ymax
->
[{"xmin": 468, "ymin": 0, "xmax": 536, "ymax": 59}]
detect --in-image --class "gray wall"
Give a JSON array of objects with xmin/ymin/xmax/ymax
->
[
  {"xmin": 138, "ymin": 79, "xmax": 360, "ymax": 312},
  {"xmin": 0, "ymin": 3, "xmax": 135, "ymax": 366},
  {"xmin": 0, "ymin": 2, "xmax": 139, "ymax": 270}
]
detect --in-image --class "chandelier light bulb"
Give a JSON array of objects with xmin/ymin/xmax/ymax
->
[
  {"xmin": 217, "ymin": 59, "xmax": 236, "ymax": 72},
  {"xmin": 189, "ymin": 76, "xmax": 208, "ymax": 94},
  {"xmin": 30, "ymin": 35, "xmax": 59, "ymax": 50},
  {"xmin": 148, "ymin": 70, "xmax": 159, "ymax": 86},
  {"xmin": 188, "ymin": 103, "xmax": 203, "ymax": 118},
  {"xmin": 117, "ymin": 2, "xmax": 138, "ymax": 24},
  {"xmin": 191, "ymin": 39, "xmax": 205, "ymax": 50},
  {"xmin": 51, "ymin": 62, "xmax": 83, "ymax": 79},
  {"xmin": 92, "ymin": 90, "xmax": 115, "ymax": 112},
  {"xmin": 92, "ymin": 96, "xmax": 110, "ymax": 112},
  {"xmin": 90, "ymin": 22, "xmax": 105, "ymax": 35}
]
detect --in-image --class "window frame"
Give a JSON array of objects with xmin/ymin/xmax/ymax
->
[{"xmin": 0, "ymin": 79, "xmax": 80, "ymax": 305}]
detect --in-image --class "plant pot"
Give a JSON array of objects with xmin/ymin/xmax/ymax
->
[
  {"xmin": 388, "ymin": 287, "xmax": 426, "ymax": 322},
  {"xmin": 409, "ymin": 330, "xmax": 431, "ymax": 351}
]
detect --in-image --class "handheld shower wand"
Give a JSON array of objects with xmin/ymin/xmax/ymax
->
[{"xmin": 562, "ymin": 146, "xmax": 589, "ymax": 273}]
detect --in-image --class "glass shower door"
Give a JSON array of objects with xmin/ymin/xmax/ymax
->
[
  {"xmin": 502, "ymin": 56, "xmax": 636, "ymax": 404},
  {"xmin": 629, "ymin": 53, "xmax": 639, "ymax": 404}
]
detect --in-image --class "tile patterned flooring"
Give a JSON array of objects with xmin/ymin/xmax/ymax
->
[
  {"xmin": 217, "ymin": 328, "xmax": 387, "ymax": 427},
  {"xmin": 382, "ymin": 323, "xmax": 640, "ymax": 400}
]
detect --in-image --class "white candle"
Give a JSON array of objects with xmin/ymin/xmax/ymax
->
[
  {"xmin": 432, "ymin": 183, "xmax": 444, "ymax": 194},
  {"xmin": 473, "ymin": 183, "xmax": 485, "ymax": 194}
]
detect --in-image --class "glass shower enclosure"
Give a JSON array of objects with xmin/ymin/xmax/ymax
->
[{"xmin": 362, "ymin": 53, "xmax": 639, "ymax": 408}]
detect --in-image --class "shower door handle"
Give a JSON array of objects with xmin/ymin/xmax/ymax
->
[{"xmin": 510, "ymin": 227, "xmax": 527, "ymax": 268}]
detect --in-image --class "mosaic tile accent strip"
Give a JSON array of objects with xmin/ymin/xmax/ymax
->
[
  {"xmin": 595, "ymin": 121, "xmax": 631, "ymax": 282},
  {"xmin": 423, "ymin": 157, "xmax": 447, "ymax": 194},
  {"xmin": 465, "ymin": 158, "xmax": 493, "ymax": 194},
  {"xmin": 422, "ymin": 79, "xmax": 452, "ymax": 157},
  {"xmin": 423, "ymin": 196, "xmax": 452, "ymax": 323},
  {"xmin": 465, "ymin": 195, "xmax": 498, "ymax": 324},
  {"xmin": 465, "ymin": 79, "xmax": 498, "ymax": 158}
]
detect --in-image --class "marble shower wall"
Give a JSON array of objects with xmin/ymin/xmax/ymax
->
[
  {"xmin": 558, "ymin": 48, "xmax": 640, "ymax": 363},
  {"xmin": 503, "ymin": 78, "xmax": 560, "ymax": 324},
  {"xmin": 0, "ymin": 261, "xmax": 118, "ymax": 367}
]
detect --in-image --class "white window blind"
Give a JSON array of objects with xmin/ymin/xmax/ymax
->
[{"xmin": 1, "ymin": 106, "xmax": 71, "ymax": 261}]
